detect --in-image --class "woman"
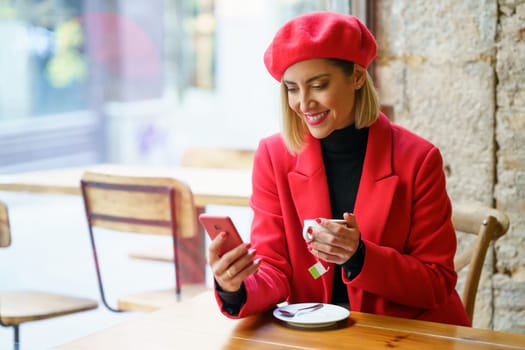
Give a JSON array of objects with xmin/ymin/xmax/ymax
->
[{"xmin": 207, "ymin": 11, "xmax": 471, "ymax": 327}]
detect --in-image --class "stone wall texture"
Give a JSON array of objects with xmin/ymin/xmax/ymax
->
[{"xmin": 375, "ymin": 0, "xmax": 525, "ymax": 333}]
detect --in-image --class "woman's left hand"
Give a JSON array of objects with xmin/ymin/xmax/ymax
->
[{"xmin": 308, "ymin": 212, "xmax": 361, "ymax": 264}]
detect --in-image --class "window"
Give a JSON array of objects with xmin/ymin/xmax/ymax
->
[{"xmin": 0, "ymin": 1, "xmax": 366, "ymax": 172}]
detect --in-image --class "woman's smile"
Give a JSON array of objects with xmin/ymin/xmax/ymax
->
[{"xmin": 304, "ymin": 111, "xmax": 329, "ymax": 126}]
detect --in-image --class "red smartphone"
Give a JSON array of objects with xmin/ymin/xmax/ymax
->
[{"xmin": 198, "ymin": 214, "xmax": 244, "ymax": 256}]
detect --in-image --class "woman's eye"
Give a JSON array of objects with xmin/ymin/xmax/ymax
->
[
  {"xmin": 312, "ymin": 82, "xmax": 328, "ymax": 90},
  {"xmin": 286, "ymin": 86, "xmax": 298, "ymax": 93}
]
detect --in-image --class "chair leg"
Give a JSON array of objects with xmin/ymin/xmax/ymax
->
[{"xmin": 13, "ymin": 324, "xmax": 19, "ymax": 350}]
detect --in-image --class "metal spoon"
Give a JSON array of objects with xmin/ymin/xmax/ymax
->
[{"xmin": 278, "ymin": 303, "xmax": 324, "ymax": 318}]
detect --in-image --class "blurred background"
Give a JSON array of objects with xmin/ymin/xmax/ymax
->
[
  {"xmin": 0, "ymin": 0, "xmax": 357, "ymax": 172},
  {"xmin": 1, "ymin": 0, "xmax": 524, "ymax": 348}
]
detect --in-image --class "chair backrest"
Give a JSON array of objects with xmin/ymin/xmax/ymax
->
[
  {"xmin": 181, "ymin": 146, "xmax": 254, "ymax": 169},
  {"xmin": 80, "ymin": 171, "xmax": 198, "ymax": 311},
  {"xmin": 452, "ymin": 203, "xmax": 510, "ymax": 322},
  {"xmin": 81, "ymin": 171, "xmax": 198, "ymax": 238},
  {"xmin": 0, "ymin": 200, "xmax": 11, "ymax": 248}
]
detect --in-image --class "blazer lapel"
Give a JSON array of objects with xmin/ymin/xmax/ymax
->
[
  {"xmin": 288, "ymin": 136, "xmax": 333, "ymax": 295},
  {"xmin": 354, "ymin": 114, "xmax": 399, "ymax": 242},
  {"xmin": 288, "ymin": 135, "xmax": 333, "ymax": 223}
]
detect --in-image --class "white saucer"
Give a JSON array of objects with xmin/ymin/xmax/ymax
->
[{"xmin": 273, "ymin": 303, "xmax": 350, "ymax": 329}]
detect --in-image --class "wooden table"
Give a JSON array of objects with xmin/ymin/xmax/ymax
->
[
  {"xmin": 0, "ymin": 164, "xmax": 252, "ymax": 284},
  {"xmin": 0, "ymin": 163, "xmax": 252, "ymax": 207},
  {"xmin": 55, "ymin": 291, "xmax": 525, "ymax": 350}
]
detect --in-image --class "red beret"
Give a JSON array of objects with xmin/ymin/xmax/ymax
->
[{"xmin": 264, "ymin": 11, "xmax": 377, "ymax": 81}]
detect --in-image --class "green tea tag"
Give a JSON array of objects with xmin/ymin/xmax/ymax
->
[{"xmin": 308, "ymin": 261, "xmax": 328, "ymax": 279}]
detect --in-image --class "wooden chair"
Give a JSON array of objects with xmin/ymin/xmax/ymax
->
[
  {"xmin": 452, "ymin": 203, "xmax": 510, "ymax": 322},
  {"xmin": 0, "ymin": 200, "xmax": 98, "ymax": 350},
  {"xmin": 128, "ymin": 146, "xmax": 255, "ymax": 263},
  {"xmin": 80, "ymin": 171, "xmax": 209, "ymax": 313}
]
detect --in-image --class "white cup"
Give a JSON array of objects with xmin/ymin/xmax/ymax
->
[{"xmin": 303, "ymin": 219, "xmax": 346, "ymax": 242}]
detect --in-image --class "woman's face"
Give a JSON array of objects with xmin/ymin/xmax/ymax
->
[{"xmin": 282, "ymin": 58, "xmax": 364, "ymax": 139}]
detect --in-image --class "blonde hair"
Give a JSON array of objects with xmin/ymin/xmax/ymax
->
[{"xmin": 280, "ymin": 61, "xmax": 379, "ymax": 154}]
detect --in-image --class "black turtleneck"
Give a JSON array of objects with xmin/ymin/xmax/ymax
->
[{"xmin": 321, "ymin": 123, "xmax": 368, "ymax": 305}]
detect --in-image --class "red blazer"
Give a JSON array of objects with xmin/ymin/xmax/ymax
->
[{"xmin": 217, "ymin": 114, "xmax": 471, "ymax": 327}]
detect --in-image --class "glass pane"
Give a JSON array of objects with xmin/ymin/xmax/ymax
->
[{"xmin": 0, "ymin": 1, "xmax": 90, "ymax": 119}]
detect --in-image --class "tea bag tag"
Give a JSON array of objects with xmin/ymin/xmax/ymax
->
[{"xmin": 308, "ymin": 261, "xmax": 329, "ymax": 279}]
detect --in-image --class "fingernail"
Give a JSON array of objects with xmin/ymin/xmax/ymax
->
[
  {"xmin": 220, "ymin": 231, "xmax": 227, "ymax": 238},
  {"xmin": 315, "ymin": 218, "xmax": 321, "ymax": 224},
  {"xmin": 248, "ymin": 248, "xmax": 256, "ymax": 255},
  {"xmin": 307, "ymin": 227, "xmax": 313, "ymax": 234},
  {"xmin": 254, "ymin": 257, "xmax": 262, "ymax": 265}
]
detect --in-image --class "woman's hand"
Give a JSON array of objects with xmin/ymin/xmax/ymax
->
[
  {"xmin": 207, "ymin": 231, "xmax": 260, "ymax": 292},
  {"xmin": 308, "ymin": 212, "xmax": 361, "ymax": 265}
]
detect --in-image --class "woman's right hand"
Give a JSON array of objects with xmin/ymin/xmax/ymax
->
[{"xmin": 207, "ymin": 231, "xmax": 260, "ymax": 292}]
